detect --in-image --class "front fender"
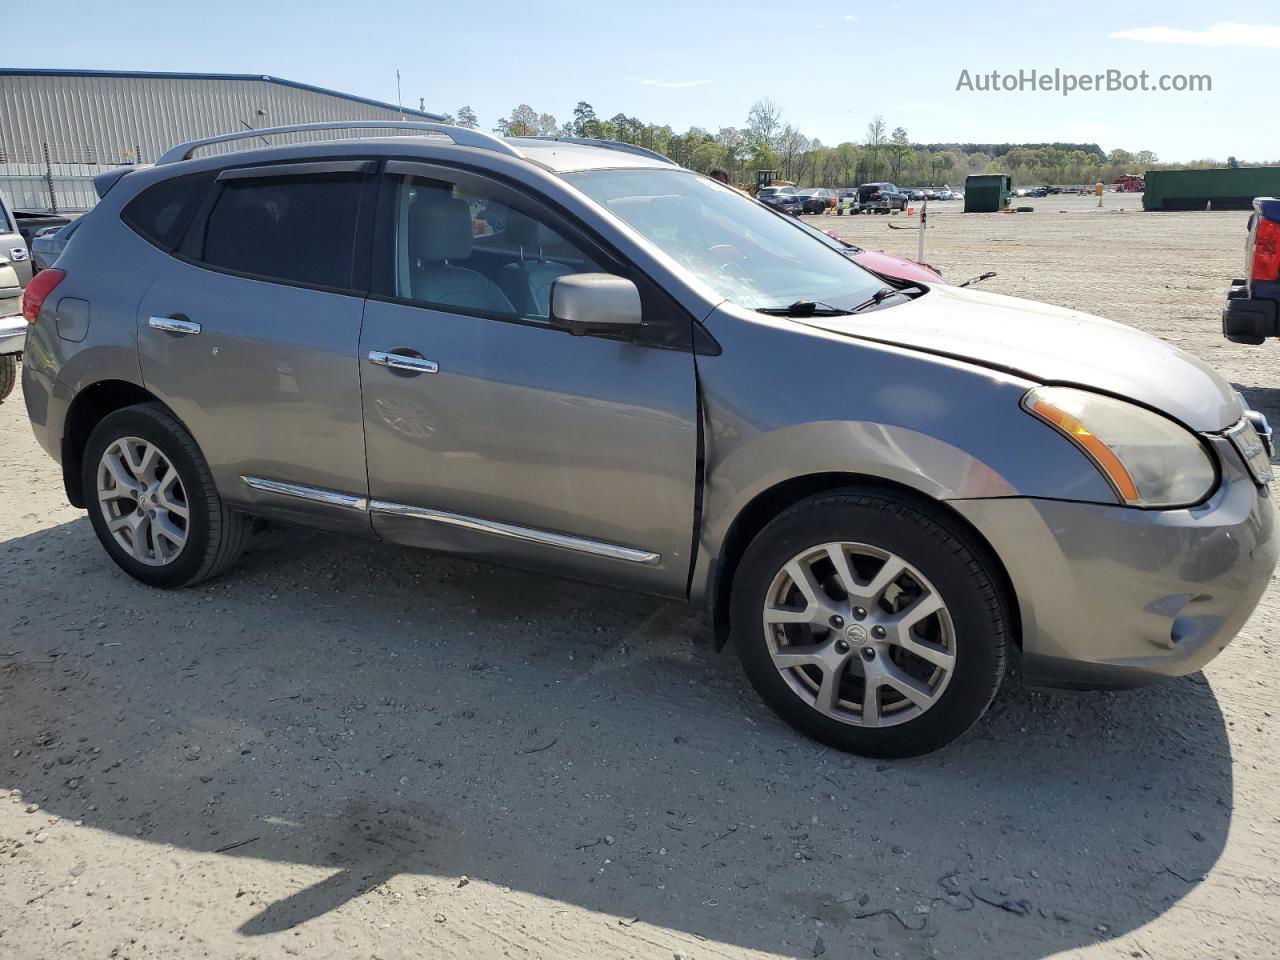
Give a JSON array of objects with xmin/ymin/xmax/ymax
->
[{"xmin": 690, "ymin": 304, "xmax": 1116, "ymax": 606}]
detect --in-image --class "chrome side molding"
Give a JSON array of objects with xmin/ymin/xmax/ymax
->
[
  {"xmin": 369, "ymin": 500, "xmax": 662, "ymax": 565},
  {"xmin": 241, "ymin": 476, "xmax": 369, "ymax": 511},
  {"xmin": 239, "ymin": 477, "xmax": 661, "ymax": 565}
]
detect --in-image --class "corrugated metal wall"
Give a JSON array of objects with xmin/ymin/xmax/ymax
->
[{"xmin": 0, "ymin": 72, "xmax": 441, "ymax": 165}]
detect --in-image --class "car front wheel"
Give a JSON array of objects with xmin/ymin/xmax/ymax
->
[
  {"xmin": 82, "ymin": 403, "xmax": 251, "ymax": 588},
  {"xmin": 730, "ymin": 491, "xmax": 1009, "ymax": 757}
]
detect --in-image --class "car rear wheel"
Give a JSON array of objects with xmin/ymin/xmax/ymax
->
[
  {"xmin": 730, "ymin": 491, "xmax": 1009, "ymax": 757},
  {"xmin": 82, "ymin": 403, "xmax": 251, "ymax": 588},
  {"xmin": 0, "ymin": 355, "xmax": 16, "ymax": 401}
]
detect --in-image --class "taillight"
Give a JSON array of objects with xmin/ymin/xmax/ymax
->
[
  {"xmin": 20, "ymin": 268, "xmax": 65, "ymax": 324},
  {"xmin": 1253, "ymin": 218, "xmax": 1280, "ymax": 283}
]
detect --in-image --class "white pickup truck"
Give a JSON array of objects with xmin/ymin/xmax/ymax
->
[{"xmin": 0, "ymin": 188, "xmax": 31, "ymax": 400}]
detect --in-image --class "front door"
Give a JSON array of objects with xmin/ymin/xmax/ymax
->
[
  {"xmin": 137, "ymin": 160, "xmax": 374, "ymax": 535},
  {"xmin": 358, "ymin": 162, "xmax": 698, "ymax": 595}
]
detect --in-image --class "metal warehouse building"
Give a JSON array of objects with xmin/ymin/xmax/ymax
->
[{"xmin": 0, "ymin": 68, "xmax": 445, "ymax": 212}]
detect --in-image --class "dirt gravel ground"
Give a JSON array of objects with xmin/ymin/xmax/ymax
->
[{"xmin": 2, "ymin": 193, "xmax": 1278, "ymax": 960}]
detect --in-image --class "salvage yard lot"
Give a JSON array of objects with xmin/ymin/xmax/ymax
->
[{"xmin": 2, "ymin": 196, "xmax": 1278, "ymax": 960}]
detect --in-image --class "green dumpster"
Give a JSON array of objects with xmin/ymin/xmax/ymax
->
[
  {"xmin": 964, "ymin": 174, "xmax": 1012, "ymax": 213},
  {"xmin": 1143, "ymin": 167, "xmax": 1280, "ymax": 211}
]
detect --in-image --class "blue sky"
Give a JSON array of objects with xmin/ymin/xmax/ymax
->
[{"xmin": 17, "ymin": 0, "xmax": 1279, "ymax": 161}]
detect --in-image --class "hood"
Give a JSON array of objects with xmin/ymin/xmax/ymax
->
[{"xmin": 806, "ymin": 283, "xmax": 1241, "ymax": 432}]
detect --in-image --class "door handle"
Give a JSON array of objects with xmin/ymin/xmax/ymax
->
[
  {"xmin": 368, "ymin": 350, "xmax": 438, "ymax": 374},
  {"xmin": 149, "ymin": 315, "xmax": 201, "ymax": 335}
]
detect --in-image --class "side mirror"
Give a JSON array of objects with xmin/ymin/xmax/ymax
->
[{"xmin": 550, "ymin": 273, "xmax": 644, "ymax": 337}]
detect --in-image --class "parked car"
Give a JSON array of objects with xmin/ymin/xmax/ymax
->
[
  {"xmin": 900, "ymin": 189, "xmax": 925, "ymax": 203},
  {"xmin": 23, "ymin": 121, "xmax": 1278, "ymax": 757},
  {"xmin": 857, "ymin": 182, "xmax": 905, "ymax": 214},
  {"xmin": 0, "ymin": 189, "xmax": 32, "ymax": 288},
  {"xmin": 0, "ymin": 189, "xmax": 29, "ymax": 401},
  {"xmin": 794, "ymin": 188, "xmax": 835, "ymax": 215},
  {"xmin": 0, "ymin": 256, "xmax": 22, "ymax": 401},
  {"xmin": 30, "ymin": 219, "xmax": 81, "ymax": 273},
  {"xmin": 937, "ymin": 190, "xmax": 955, "ymax": 201},
  {"xmin": 774, "ymin": 206, "xmax": 946, "ymax": 285},
  {"xmin": 1223, "ymin": 197, "xmax": 1280, "ymax": 347},
  {"xmin": 834, "ymin": 187, "xmax": 859, "ymax": 215},
  {"xmin": 757, "ymin": 185, "xmax": 803, "ymax": 215}
]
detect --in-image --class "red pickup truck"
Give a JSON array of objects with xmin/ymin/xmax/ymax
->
[{"xmin": 1223, "ymin": 197, "xmax": 1280, "ymax": 344}]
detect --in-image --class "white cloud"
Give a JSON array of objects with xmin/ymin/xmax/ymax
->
[
  {"xmin": 1109, "ymin": 21, "xmax": 1280, "ymax": 48},
  {"xmin": 630, "ymin": 77, "xmax": 716, "ymax": 89},
  {"xmin": 843, "ymin": 14, "xmax": 856, "ymax": 21}
]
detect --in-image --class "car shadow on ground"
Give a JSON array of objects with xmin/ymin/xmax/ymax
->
[{"xmin": 1, "ymin": 518, "xmax": 1233, "ymax": 958}]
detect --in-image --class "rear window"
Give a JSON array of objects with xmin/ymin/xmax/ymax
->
[
  {"xmin": 122, "ymin": 172, "xmax": 216, "ymax": 250},
  {"xmin": 198, "ymin": 173, "xmax": 363, "ymax": 289}
]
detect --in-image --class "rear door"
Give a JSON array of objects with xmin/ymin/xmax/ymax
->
[
  {"xmin": 135, "ymin": 160, "xmax": 375, "ymax": 535},
  {"xmin": 357, "ymin": 161, "xmax": 699, "ymax": 596}
]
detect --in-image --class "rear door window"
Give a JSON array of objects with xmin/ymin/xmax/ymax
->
[
  {"xmin": 121, "ymin": 171, "xmax": 217, "ymax": 250},
  {"xmin": 197, "ymin": 167, "xmax": 369, "ymax": 290}
]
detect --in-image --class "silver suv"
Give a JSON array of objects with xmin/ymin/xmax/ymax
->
[{"xmin": 21, "ymin": 122, "xmax": 1278, "ymax": 757}]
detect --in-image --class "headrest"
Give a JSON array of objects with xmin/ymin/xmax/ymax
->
[
  {"xmin": 504, "ymin": 208, "xmax": 557, "ymax": 255},
  {"xmin": 409, "ymin": 194, "xmax": 473, "ymax": 262},
  {"xmin": 606, "ymin": 194, "xmax": 684, "ymax": 233}
]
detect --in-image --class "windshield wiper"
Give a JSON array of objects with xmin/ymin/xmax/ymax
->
[
  {"xmin": 756, "ymin": 300, "xmax": 853, "ymax": 317},
  {"xmin": 847, "ymin": 283, "xmax": 927, "ymax": 314}
]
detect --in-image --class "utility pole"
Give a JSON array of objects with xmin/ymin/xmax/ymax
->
[{"xmin": 396, "ymin": 70, "xmax": 403, "ymax": 117}]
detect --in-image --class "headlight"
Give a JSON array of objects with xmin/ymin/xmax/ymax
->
[{"xmin": 1022, "ymin": 386, "xmax": 1216, "ymax": 507}]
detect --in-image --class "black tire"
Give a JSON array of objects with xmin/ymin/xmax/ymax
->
[
  {"xmin": 82, "ymin": 403, "xmax": 251, "ymax": 588},
  {"xmin": 730, "ymin": 490, "xmax": 1009, "ymax": 758},
  {"xmin": 0, "ymin": 354, "xmax": 16, "ymax": 402}
]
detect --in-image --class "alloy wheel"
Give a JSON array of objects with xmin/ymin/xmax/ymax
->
[
  {"xmin": 761, "ymin": 542, "xmax": 955, "ymax": 727},
  {"xmin": 96, "ymin": 436, "xmax": 190, "ymax": 566}
]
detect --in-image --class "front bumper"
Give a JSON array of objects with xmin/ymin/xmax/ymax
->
[
  {"xmin": 0, "ymin": 310, "xmax": 26, "ymax": 356},
  {"xmin": 952, "ymin": 434, "xmax": 1277, "ymax": 688}
]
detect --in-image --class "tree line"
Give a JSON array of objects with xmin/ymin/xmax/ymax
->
[{"xmin": 433, "ymin": 99, "xmax": 1267, "ymax": 188}]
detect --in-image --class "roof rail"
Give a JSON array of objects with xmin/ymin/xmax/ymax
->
[
  {"xmin": 517, "ymin": 136, "xmax": 678, "ymax": 166},
  {"xmin": 156, "ymin": 121, "xmax": 525, "ymax": 165}
]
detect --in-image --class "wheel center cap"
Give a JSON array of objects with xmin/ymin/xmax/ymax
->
[{"xmin": 844, "ymin": 624, "xmax": 869, "ymax": 646}]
